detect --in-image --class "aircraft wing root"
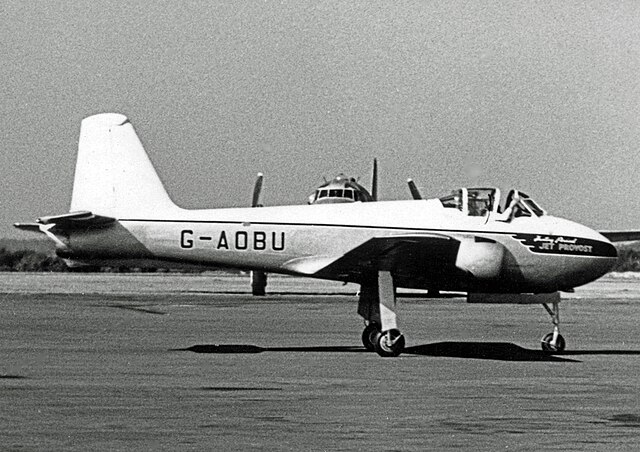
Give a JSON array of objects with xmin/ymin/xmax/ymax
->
[
  {"xmin": 600, "ymin": 230, "xmax": 640, "ymax": 243},
  {"xmin": 295, "ymin": 233, "xmax": 460, "ymax": 282}
]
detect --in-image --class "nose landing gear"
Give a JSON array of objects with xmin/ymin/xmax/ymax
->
[{"xmin": 541, "ymin": 301, "xmax": 566, "ymax": 352}]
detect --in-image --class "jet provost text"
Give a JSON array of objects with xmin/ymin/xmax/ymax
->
[
  {"xmin": 180, "ymin": 229, "xmax": 286, "ymax": 251},
  {"xmin": 511, "ymin": 233, "xmax": 613, "ymax": 257}
]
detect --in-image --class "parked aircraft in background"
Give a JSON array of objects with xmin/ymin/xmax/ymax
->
[
  {"xmin": 308, "ymin": 159, "xmax": 377, "ymax": 205},
  {"xmin": 15, "ymin": 114, "xmax": 639, "ymax": 357},
  {"xmin": 407, "ymin": 178, "xmax": 423, "ymax": 201},
  {"xmin": 249, "ymin": 160, "xmax": 378, "ymax": 295},
  {"xmin": 249, "ymin": 173, "xmax": 267, "ymax": 295}
]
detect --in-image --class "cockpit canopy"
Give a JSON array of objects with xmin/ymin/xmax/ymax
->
[{"xmin": 438, "ymin": 187, "xmax": 545, "ymax": 221}]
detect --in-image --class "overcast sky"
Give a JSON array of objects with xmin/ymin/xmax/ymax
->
[{"xmin": 2, "ymin": 1, "xmax": 639, "ymax": 238}]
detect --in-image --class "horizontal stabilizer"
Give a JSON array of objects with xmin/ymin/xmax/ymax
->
[
  {"xmin": 14, "ymin": 211, "xmax": 115, "ymax": 232},
  {"xmin": 15, "ymin": 211, "xmax": 115, "ymax": 234},
  {"xmin": 13, "ymin": 223, "xmax": 42, "ymax": 232},
  {"xmin": 38, "ymin": 211, "xmax": 115, "ymax": 230},
  {"xmin": 599, "ymin": 230, "xmax": 640, "ymax": 242}
]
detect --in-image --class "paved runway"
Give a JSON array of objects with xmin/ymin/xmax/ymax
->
[{"xmin": 1, "ymin": 273, "xmax": 640, "ymax": 451}]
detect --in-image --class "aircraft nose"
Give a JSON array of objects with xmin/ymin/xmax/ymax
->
[
  {"xmin": 591, "ymin": 238, "xmax": 617, "ymax": 270},
  {"xmin": 546, "ymin": 220, "xmax": 618, "ymax": 290},
  {"xmin": 569, "ymin": 232, "xmax": 618, "ymax": 288}
]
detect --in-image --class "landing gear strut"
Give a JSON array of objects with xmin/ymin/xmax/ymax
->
[
  {"xmin": 541, "ymin": 301, "xmax": 566, "ymax": 352},
  {"xmin": 358, "ymin": 271, "xmax": 405, "ymax": 357}
]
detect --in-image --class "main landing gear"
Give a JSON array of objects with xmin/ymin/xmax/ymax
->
[
  {"xmin": 361, "ymin": 322, "xmax": 380, "ymax": 352},
  {"xmin": 358, "ymin": 282, "xmax": 566, "ymax": 356},
  {"xmin": 361, "ymin": 322, "xmax": 406, "ymax": 357},
  {"xmin": 358, "ymin": 271, "xmax": 406, "ymax": 357},
  {"xmin": 541, "ymin": 300, "xmax": 566, "ymax": 352}
]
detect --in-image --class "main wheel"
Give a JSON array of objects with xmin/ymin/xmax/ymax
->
[
  {"xmin": 362, "ymin": 322, "xmax": 381, "ymax": 351},
  {"xmin": 373, "ymin": 329, "xmax": 405, "ymax": 357},
  {"xmin": 541, "ymin": 332, "xmax": 566, "ymax": 352}
]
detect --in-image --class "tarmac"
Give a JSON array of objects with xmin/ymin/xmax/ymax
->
[{"xmin": 1, "ymin": 273, "xmax": 640, "ymax": 451}]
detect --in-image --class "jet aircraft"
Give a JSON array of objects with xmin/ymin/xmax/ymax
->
[{"xmin": 15, "ymin": 113, "xmax": 636, "ymax": 357}]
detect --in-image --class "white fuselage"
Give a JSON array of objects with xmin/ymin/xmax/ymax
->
[{"xmin": 61, "ymin": 199, "xmax": 617, "ymax": 293}]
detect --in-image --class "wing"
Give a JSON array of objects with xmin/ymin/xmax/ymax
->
[
  {"xmin": 599, "ymin": 230, "xmax": 640, "ymax": 243},
  {"xmin": 283, "ymin": 233, "xmax": 463, "ymax": 286}
]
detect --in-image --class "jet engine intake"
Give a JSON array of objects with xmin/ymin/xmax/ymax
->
[{"xmin": 455, "ymin": 237, "xmax": 505, "ymax": 280}]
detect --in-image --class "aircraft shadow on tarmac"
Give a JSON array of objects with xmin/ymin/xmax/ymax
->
[
  {"xmin": 405, "ymin": 342, "xmax": 578, "ymax": 362},
  {"xmin": 171, "ymin": 342, "xmax": 640, "ymax": 362},
  {"xmin": 177, "ymin": 344, "xmax": 366, "ymax": 354}
]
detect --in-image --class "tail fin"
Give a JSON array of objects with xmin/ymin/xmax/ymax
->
[{"xmin": 70, "ymin": 113, "xmax": 179, "ymax": 218}]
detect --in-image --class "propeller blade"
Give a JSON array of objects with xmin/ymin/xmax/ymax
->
[
  {"xmin": 407, "ymin": 178, "xmax": 423, "ymax": 200},
  {"xmin": 252, "ymin": 173, "xmax": 264, "ymax": 207},
  {"xmin": 371, "ymin": 158, "xmax": 378, "ymax": 201}
]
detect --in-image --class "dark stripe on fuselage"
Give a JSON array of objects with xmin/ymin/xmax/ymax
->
[{"xmin": 512, "ymin": 233, "xmax": 617, "ymax": 258}]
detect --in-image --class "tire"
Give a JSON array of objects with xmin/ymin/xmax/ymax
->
[
  {"xmin": 541, "ymin": 333, "xmax": 566, "ymax": 352},
  {"xmin": 373, "ymin": 329, "xmax": 405, "ymax": 357},
  {"xmin": 362, "ymin": 322, "xmax": 380, "ymax": 351}
]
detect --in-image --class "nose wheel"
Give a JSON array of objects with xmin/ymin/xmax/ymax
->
[
  {"xmin": 541, "ymin": 301, "xmax": 566, "ymax": 352},
  {"xmin": 541, "ymin": 332, "xmax": 566, "ymax": 352}
]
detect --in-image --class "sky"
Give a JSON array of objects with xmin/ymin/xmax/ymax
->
[{"xmin": 2, "ymin": 1, "xmax": 640, "ymax": 238}]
